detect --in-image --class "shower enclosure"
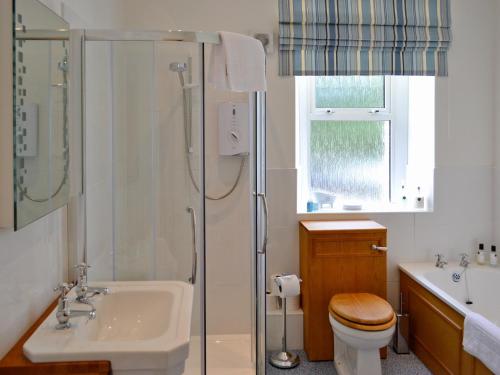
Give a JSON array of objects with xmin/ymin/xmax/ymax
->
[{"xmin": 82, "ymin": 30, "xmax": 267, "ymax": 375}]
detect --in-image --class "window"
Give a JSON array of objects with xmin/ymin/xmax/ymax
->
[{"xmin": 296, "ymin": 76, "xmax": 435, "ymax": 213}]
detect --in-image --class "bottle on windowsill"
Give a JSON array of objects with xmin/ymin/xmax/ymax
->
[
  {"xmin": 490, "ymin": 245, "xmax": 498, "ymax": 267},
  {"xmin": 306, "ymin": 198, "xmax": 318, "ymax": 213},
  {"xmin": 477, "ymin": 243, "xmax": 486, "ymax": 265},
  {"xmin": 306, "ymin": 200, "xmax": 314, "ymax": 213},
  {"xmin": 401, "ymin": 184, "xmax": 408, "ymax": 205},
  {"xmin": 415, "ymin": 186, "xmax": 425, "ymax": 209}
]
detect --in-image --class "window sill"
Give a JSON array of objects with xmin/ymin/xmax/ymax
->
[{"xmin": 297, "ymin": 204, "xmax": 432, "ymax": 218}]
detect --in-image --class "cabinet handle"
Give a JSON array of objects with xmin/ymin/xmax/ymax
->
[{"xmin": 372, "ymin": 245, "xmax": 388, "ymax": 252}]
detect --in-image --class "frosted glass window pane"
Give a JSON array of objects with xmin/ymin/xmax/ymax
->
[
  {"xmin": 310, "ymin": 121, "xmax": 390, "ymax": 202},
  {"xmin": 315, "ymin": 76, "xmax": 385, "ymax": 108}
]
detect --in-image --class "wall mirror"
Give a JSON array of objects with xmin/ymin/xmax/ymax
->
[{"xmin": 13, "ymin": 0, "xmax": 70, "ymax": 230}]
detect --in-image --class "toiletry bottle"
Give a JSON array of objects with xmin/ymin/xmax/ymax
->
[
  {"xmin": 415, "ymin": 186, "xmax": 425, "ymax": 209},
  {"xmin": 477, "ymin": 243, "xmax": 486, "ymax": 265},
  {"xmin": 306, "ymin": 200, "xmax": 314, "ymax": 213},
  {"xmin": 490, "ymin": 245, "xmax": 498, "ymax": 267},
  {"xmin": 401, "ymin": 184, "xmax": 407, "ymax": 204}
]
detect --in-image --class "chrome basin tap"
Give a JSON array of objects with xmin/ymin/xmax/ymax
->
[
  {"xmin": 74, "ymin": 263, "xmax": 109, "ymax": 302},
  {"xmin": 459, "ymin": 253, "xmax": 470, "ymax": 268},
  {"xmin": 54, "ymin": 283, "xmax": 96, "ymax": 330},
  {"xmin": 435, "ymin": 253, "xmax": 447, "ymax": 268}
]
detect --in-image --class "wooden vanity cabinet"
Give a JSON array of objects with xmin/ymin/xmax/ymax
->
[
  {"xmin": 0, "ymin": 300, "xmax": 111, "ymax": 375},
  {"xmin": 299, "ymin": 220, "xmax": 388, "ymax": 361}
]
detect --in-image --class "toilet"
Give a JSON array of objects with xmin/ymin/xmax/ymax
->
[{"xmin": 328, "ymin": 293, "xmax": 396, "ymax": 375}]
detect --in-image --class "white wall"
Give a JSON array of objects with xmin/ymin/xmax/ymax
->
[
  {"xmin": 62, "ymin": 0, "xmax": 498, "ymax": 350},
  {"xmin": 0, "ymin": 211, "xmax": 67, "ymax": 358}
]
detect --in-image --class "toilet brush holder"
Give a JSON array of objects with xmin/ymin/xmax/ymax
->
[
  {"xmin": 393, "ymin": 312, "xmax": 410, "ymax": 354},
  {"xmin": 269, "ymin": 297, "xmax": 300, "ymax": 369},
  {"xmin": 393, "ymin": 293, "xmax": 410, "ymax": 354}
]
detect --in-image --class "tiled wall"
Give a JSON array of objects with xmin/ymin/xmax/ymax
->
[
  {"xmin": 203, "ymin": 83, "xmax": 252, "ymax": 335},
  {"xmin": 84, "ymin": 41, "xmax": 114, "ymax": 281},
  {"xmin": 0, "ymin": 210, "xmax": 67, "ymax": 358}
]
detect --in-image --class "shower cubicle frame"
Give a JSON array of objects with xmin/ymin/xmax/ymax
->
[{"xmin": 78, "ymin": 29, "xmax": 267, "ymax": 375}]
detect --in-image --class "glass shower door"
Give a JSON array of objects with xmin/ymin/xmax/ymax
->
[
  {"xmin": 254, "ymin": 92, "xmax": 267, "ymax": 375},
  {"xmin": 84, "ymin": 38, "xmax": 205, "ymax": 375}
]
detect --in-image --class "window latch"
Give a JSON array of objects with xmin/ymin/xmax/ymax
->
[
  {"xmin": 369, "ymin": 109, "xmax": 380, "ymax": 114},
  {"xmin": 326, "ymin": 109, "xmax": 335, "ymax": 114}
]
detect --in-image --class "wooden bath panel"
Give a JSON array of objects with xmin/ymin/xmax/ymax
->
[{"xmin": 399, "ymin": 271, "xmax": 492, "ymax": 375}]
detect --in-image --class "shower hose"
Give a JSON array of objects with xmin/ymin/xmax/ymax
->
[{"xmin": 179, "ymin": 67, "xmax": 246, "ymax": 201}]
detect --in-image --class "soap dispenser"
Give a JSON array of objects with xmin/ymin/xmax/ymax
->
[
  {"xmin": 477, "ymin": 243, "xmax": 486, "ymax": 265},
  {"xmin": 490, "ymin": 245, "xmax": 498, "ymax": 267}
]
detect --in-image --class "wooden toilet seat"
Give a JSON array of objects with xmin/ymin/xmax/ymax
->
[{"xmin": 329, "ymin": 293, "xmax": 396, "ymax": 332}]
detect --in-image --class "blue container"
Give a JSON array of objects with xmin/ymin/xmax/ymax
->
[{"xmin": 307, "ymin": 200, "xmax": 317, "ymax": 212}]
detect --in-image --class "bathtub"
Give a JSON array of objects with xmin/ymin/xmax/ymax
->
[
  {"xmin": 399, "ymin": 262, "xmax": 498, "ymax": 375},
  {"xmin": 399, "ymin": 262, "xmax": 500, "ymax": 325}
]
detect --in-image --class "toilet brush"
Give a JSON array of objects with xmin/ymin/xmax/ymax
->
[{"xmin": 269, "ymin": 275, "xmax": 300, "ymax": 369}]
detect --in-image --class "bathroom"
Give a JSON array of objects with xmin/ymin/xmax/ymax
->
[{"xmin": 0, "ymin": 0, "xmax": 499, "ymax": 374}]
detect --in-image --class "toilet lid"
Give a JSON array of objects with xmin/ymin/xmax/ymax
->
[{"xmin": 329, "ymin": 293, "xmax": 394, "ymax": 326}]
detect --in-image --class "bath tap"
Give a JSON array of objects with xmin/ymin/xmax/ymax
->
[
  {"xmin": 435, "ymin": 253, "xmax": 447, "ymax": 268},
  {"xmin": 459, "ymin": 253, "xmax": 470, "ymax": 268},
  {"xmin": 74, "ymin": 263, "xmax": 109, "ymax": 303},
  {"xmin": 54, "ymin": 283, "xmax": 96, "ymax": 330}
]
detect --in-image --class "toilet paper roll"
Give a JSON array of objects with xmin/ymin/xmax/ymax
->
[
  {"xmin": 270, "ymin": 273, "xmax": 282, "ymax": 296},
  {"xmin": 275, "ymin": 274, "xmax": 301, "ymax": 298}
]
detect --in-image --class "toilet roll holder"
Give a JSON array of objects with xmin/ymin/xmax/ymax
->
[{"xmin": 269, "ymin": 274, "xmax": 301, "ymax": 369}]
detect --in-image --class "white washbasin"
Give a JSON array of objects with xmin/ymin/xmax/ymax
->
[{"xmin": 23, "ymin": 281, "xmax": 193, "ymax": 375}]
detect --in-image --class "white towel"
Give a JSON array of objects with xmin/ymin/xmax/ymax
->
[
  {"xmin": 208, "ymin": 31, "xmax": 267, "ymax": 92},
  {"xmin": 463, "ymin": 312, "xmax": 500, "ymax": 374}
]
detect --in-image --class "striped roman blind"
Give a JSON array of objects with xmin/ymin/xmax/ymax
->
[{"xmin": 278, "ymin": 0, "xmax": 452, "ymax": 76}]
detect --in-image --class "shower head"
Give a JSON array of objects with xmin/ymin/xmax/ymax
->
[{"xmin": 169, "ymin": 62, "xmax": 188, "ymax": 73}]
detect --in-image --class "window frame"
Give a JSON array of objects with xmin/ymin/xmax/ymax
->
[
  {"xmin": 311, "ymin": 76, "xmax": 392, "ymax": 117},
  {"xmin": 296, "ymin": 76, "xmax": 409, "ymax": 211}
]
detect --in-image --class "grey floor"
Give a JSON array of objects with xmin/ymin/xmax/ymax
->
[{"xmin": 266, "ymin": 349, "xmax": 431, "ymax": 375}]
